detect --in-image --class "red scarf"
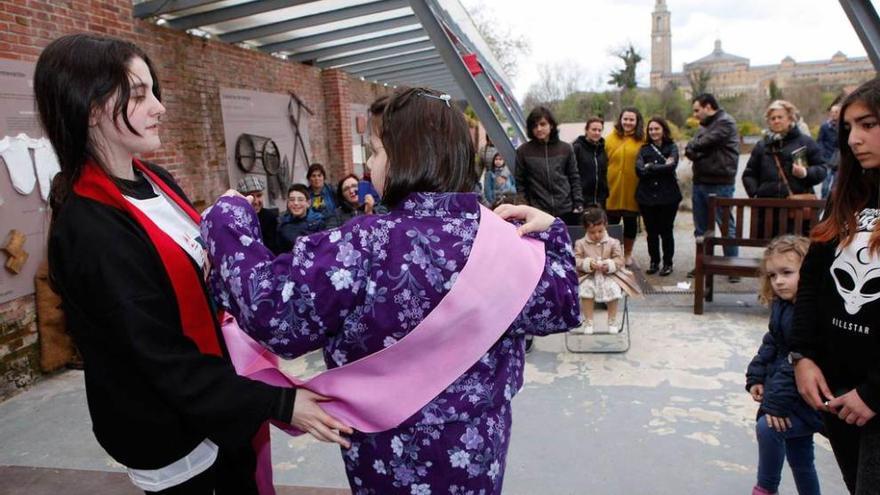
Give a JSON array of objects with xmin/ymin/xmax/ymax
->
[{"xmin": 73, "ymin": 158, "xmax": 222, "ymax": 356}]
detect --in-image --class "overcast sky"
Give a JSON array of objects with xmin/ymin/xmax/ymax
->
[{"xmin": 459, "ymin": 0, "xmax": 875, "ymax": 100}]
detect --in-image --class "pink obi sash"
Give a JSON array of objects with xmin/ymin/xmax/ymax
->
[{"xmin": 222, "ymin": 205, "xmax": 546, "ymax": 494}]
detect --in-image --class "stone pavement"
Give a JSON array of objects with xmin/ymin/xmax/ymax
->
[{"xmin": 0, "ymin": 290, "xmax": 847, "ymax": 494}]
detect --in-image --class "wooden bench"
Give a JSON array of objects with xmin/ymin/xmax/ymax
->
[{"xmin": 693, "ymin": 197, "xmax": 826, "ymax": 314}]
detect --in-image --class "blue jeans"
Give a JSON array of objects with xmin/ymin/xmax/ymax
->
[
  {"xmin": 756, "ymin": 414, "xmax": 821, "ymax": 495},
  {"xmin": 692, "ymin": 183, "xmax": 739, "ymax": 257}
]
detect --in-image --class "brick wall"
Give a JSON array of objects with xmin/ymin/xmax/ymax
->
[
  {"xmin": 0, "ymin": 0, "xmax": 388, "ymax": 399},
  {"xmin": 322, "ymin": 69, "xmax": 354, "ymax": 179}
]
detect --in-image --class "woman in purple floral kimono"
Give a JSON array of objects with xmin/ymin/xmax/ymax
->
[{"xmin": 202, "ymin": 88, "xmax": 580, "ymax": 494}]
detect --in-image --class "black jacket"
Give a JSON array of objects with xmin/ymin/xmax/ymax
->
[
  {"xmin": 685, "ymin": 109, "xmax": 740, "ymax": 185},
  {"xmin": 742, "ymin": 127, "xmax": 827, "ymax": 198},
  {"xmin": 515, "ymin": 139, "xmax": 583, "ymax": 217},
  {"xmin": 635, "ymin": 141, "xmax": 682, "ymax": 206},
  {"xmin": 790, "ymin": 202, "xmax": 880, "ymax": 415},
  {"xmin": 277, "ymin": 209, "xmax": 325, "ymax": 252},
  {"xmin": 48, "ymin": 163, "xmax": 294, "ymax": 469},
  {"xmin": 325, "ymin": 201, "xmax": 388, "ymax": 229},
  {"xmin": 572, "ymin": 136, "xmax": 609, "ymax": 208},
  {"xmin": 746, "ymin": 299, "xmax": 823, "ymax": 430},
  {"xmin": 258, "ymin": 207, "xmax": 281, "ymax": 255}
]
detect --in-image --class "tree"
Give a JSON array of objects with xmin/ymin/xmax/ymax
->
[
  {"xmin": 608, "ymin": 44, "xmax": 642, "ymax": 90},
  {"xmin": 768, "ymin": 80, "xmax": 783, "ymax": 102},
  {"xmin": 467, "ymin": 5, "xmax": 531, "ymax": 79},
  {"xmin": 687, "ymin": 68, "xmax": 712, "ymax": 96},
  {"xmin": 523, "ymin": 61, "xmax": 586, "ymax": 112}
]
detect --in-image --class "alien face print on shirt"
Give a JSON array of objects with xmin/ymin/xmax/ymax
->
[{"xmin": 830, "ymin": 208, "xmax": 880, "ymax": 316}]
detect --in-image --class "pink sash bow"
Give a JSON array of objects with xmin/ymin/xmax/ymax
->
[{"xmin": 222, "ymin": 206, "xmax": 546, "ymax": 494}]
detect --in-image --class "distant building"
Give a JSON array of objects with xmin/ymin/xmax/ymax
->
[{"xmin": 649, "ymin": 0, "xmax": 876, "ymax": 97}]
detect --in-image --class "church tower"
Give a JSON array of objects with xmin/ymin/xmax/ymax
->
[{"xmin": 650, "ymin": 0, "xmax": 672, "ymax": 89}]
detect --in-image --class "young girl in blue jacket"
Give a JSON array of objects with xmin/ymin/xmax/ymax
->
[{"xmin": 746, "ymin": 235, "xmax": 824, "ymax": 495}]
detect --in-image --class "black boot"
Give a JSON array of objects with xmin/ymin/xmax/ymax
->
[
  {"xmin": 660, "ymin": 264, "xmax": 673, "ymax": 276},
  {"xmin": 646, "ymin": 262, "xmax": 660, "ymax": 275}
]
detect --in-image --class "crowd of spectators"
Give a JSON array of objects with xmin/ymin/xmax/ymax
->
[
  {"xmin": 495, "ymin": 92, "xmax": 836, "ymax": 280},
  {"xmin": 235, "ymin": 163, "xmax": 384, "ymax": 254}
]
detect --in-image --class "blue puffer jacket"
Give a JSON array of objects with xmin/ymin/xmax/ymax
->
[
  {"xmin": 277, "ymin": 209, "xmax": 325, "ymax": 253},
  {"xmin": 745, "ymin": 299, "xmax": 824, "ymax": 432}
]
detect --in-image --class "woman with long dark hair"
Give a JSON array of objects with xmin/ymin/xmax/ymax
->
[
  {"xmin": 605, "ymin": 107, "xmax": 646, "ymax": 264},
  {"xmin": 791, "ymin": 77, "xmax": 880, "ymax": 493},
  {"xmin": 37, "ymin": 34, "xmax": 348, "ymax": 494},
  {"xmin": 635, "ymin": 117, "xmax": 681, "ymax": 276},
  {"xmin": 202, "ymin": 88, "xmax": 580, "ymax": 494}
]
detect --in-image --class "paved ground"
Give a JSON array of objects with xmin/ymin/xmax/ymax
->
[{"xmin": 0, "ymin": 157, "xmax": 847, "ymax": 494}]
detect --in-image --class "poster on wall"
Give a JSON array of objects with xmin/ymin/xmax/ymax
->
[
  {"xmin": 0, "ymin": 59, "xmax": 55, "ymax": 305},
  {"xmin": 218, "ymin": 88, "xmax": 311, "ymax": 211},
  {"xmin": 350, "ymin": 103, "xmax": 369, "ymax": 177}
]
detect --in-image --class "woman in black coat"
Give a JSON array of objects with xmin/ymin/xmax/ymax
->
[
  {"xmin": 572, "ymin": 117, "xmax": 609, "ymax": 208},
  {"xmin": 635, "ymin": 117, "xmax": 682, "ymax": 276},
  {"xmin": 742, "ymin": 100, "xmax": 827, "ymax": 199}
]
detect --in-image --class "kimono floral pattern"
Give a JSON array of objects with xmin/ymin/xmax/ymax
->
[{"xmin": 202, "ymin": 192, "xmax": 580, "ymax": 494}]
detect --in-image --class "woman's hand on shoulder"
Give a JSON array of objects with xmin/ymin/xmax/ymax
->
[
  {"xmin": 221, "ymin": 189, "xmax": 258, "ymax": 209},
  {"xmin": 494, "ymin": 204, "xmax": 555, "ymax": 236}
]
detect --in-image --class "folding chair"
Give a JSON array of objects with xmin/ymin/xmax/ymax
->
[{"xmin": 563, "ymin": 223, "xmax": 631, "ymax": 353}]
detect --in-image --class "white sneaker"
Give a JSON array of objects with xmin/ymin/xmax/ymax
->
[
  {"xmin": 607, "ymin": 320, "xmax": 621, "ymax": 334},
  {"xmin": 582, "ymin": 320, "xmax": 594, "ymax": 334}
]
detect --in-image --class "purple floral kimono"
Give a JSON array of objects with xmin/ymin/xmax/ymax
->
[{"xmin": 202, "ymin": 192, "xmax": 579, "ymax": 495}]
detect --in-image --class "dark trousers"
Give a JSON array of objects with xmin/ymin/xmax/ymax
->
[
  {"xmin": 147, "ymin": 445, "xmax": 259, "ymax": 495},
  {"xmin": 824, "ymin": 412, "xmax": 880, "ymax": 494},
  {"xmin": 639, "ymin": 202, "xmax": 678, "ymax": 266},
  {"xmin": 606, "ymin": 211, "xmax": 638, "ymax": 240}
]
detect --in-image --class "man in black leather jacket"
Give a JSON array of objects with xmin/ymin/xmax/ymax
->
[{"xmin": 685, "ymin": 93, "xmax": 741, "ymax": 278}]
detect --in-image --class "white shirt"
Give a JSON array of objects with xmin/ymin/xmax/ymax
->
[{"xmin": 122, "ymin": 173, "xmax": 215, "ymax": 491}]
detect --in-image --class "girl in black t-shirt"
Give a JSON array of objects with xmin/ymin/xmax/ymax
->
[{"xmin": 791, "ymin": 77, "xmax": 880, "ymax": 494}]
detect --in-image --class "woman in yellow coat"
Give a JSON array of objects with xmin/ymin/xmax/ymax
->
[{"xmin": 604, "ymin": 107, "xmax": 646, "ymax": 264}]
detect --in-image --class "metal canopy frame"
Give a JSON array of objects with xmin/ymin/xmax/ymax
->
[
  {"xmin": 840, "ymin": 0, "xmax": 880, "ymax": 70},
  {"xmin": 133, "ymin": 0, "xmax": 525, "ymax": 160}
]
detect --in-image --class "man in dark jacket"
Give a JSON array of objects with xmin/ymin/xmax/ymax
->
[
  {"xmin": 237, "ymin": 175, "xmax": 281, "ymax": 254},
  {"xmin": 515, "ymin": 106, "xmax": 583, "ymax": 224},
  {"xmin": 685, "ymin": 93, "xmax": 741, "ymax": 278},
  {"xmin": 572, "ymin": 117, "xmax": 609, "ymax": 208},
  {"xmin": 816, "ymin": 103, "xmax": 840, "ymax": 198}
]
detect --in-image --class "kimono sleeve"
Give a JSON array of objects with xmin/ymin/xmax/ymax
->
[
  {"xmin": 508, "ymin": 219, "xmax": 581, "ymax": 336},
  {"xmin": 203, "ymin": 197, "xmax": 366, "ymax": 359}
]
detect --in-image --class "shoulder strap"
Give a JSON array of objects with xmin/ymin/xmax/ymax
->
[
  {"xmin": 650, "ymin": 143, "xmax": 667, "ymax": 160},
  {"xmin": 772, "ymin": 154, "xmax": 794, "ymax": 196}
]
